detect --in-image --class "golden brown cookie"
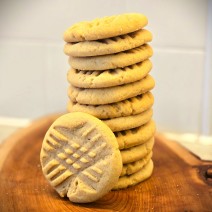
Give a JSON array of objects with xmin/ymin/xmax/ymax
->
[
  {"xmin": 121, "ymin": 151, "xmax": 152, "ymax": 176},
  {"xmin": 115, "ymin": 120, "xmax": 156, "ymax": 149},
  {"xmin": 121, "ymin": 136, "xmax": 154, "ymax": 164},
  {"xmin": 69, "ymin": 44, "xmax": 153, "ymax": 71},
  {"xmin": 68, "ymin": 75, "xmax": 155, "ymax": 105},
  {"xmin": 67, "ymin": 92, "xmax": 154, "ymax": 119},
  {"xmin": 67, "ymin": 59, "xmax": 152, "ymax": 88},
  {"xmin": 64, "ymin": 13, "xmax": 148, "ymax": 42},
  {"xmin": 64, "ymin": 29, "xmax": 152, "ymax": 57},
  {"xmin": 103, "ymin": 109, "xmax": 153, "ymax": 132},
  {"xmin": 113, "ymin": 159, "xmax": 154, "ymax": 190}
]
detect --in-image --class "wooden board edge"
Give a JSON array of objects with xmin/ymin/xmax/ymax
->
[{"xmin": 0, "ymin": 114, "xmax": 60, "ymax": 170}]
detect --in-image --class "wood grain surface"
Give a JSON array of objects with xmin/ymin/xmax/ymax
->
[{"xmin": 0, "ymin": 114, "xmax": 211, "ymax": 212}]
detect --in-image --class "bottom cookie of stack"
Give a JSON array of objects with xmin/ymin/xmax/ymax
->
[
  {"xmin": 111, "ymin": 119, "xmax": 155, "ymax": 189},
  {"xmin": 112, "ymin": 136, "xmax": 154, "ymax": 190}
]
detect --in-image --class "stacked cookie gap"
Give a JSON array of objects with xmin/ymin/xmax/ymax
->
[{"xmin": 64, "ymin": 13, "xmax": 156, "ymax": 190}]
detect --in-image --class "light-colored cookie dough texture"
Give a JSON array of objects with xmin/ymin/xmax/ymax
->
[
  {"xmin": 103, "ymin": 109, "xmax": 153, "ymax": 132},
  {"xmin": 115, "ymin": 120, "xmax": 156, "ymax": 150},
  {"xmin": 40, "ymin": 112, "xmax": 122, "ymax": 203},
  {"xmin": 64, "ymin": 29, "xmax": 152, "ymax": 57},
  {"xmin": 67, "ymin": 59, "xmax": 152, "ymax": 88},
  {"xmin": 121, "ymin": 151, "xmax": 152, "ymax": 177},
  {"xmin": 113, "ymin": 159, "xmax": 154, "ymax": 190},
  {"xmin": 64, "ymin": 13, "xmax": 148, "ymax": 42},
  {"xmin": 120, "ymin": 137, "xmax": 154, "ymax": 164},
  {"xmin": 68, "ymin": 75, "xmax": 155, "ymax": 105},
  {"xmin": 67, "ymin": 92, "xmax": 154, "ymax": 120},
  {"xmin": 69, "ymin": 44, "xmax": 153, "ymax": 71}
]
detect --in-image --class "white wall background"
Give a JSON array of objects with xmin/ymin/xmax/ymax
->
[{"xmin": 0, "ymin": 0, "xmax": 211, "ymax": 135}]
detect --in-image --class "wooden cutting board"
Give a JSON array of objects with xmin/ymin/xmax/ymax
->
[{"xmin": 0, "ymin": 114, "xmax": 211, "ymax": 212}]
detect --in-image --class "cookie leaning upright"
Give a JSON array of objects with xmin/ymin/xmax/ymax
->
[{"xmin": 40, "ymin": 112, "xmax": 122, "ymax": 203}]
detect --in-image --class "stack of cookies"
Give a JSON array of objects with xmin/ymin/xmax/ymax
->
[{"xmin": 63, "ymin": 13, "xmax": 156, "ymax": 190}]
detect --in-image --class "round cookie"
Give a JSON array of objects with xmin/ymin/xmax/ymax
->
[
  {"xmin": 69, "ymin": 44, "xmax": 153, "ymax": 71},
  {"xmin": 121, "ymin": 151, "xmax": 152, "ymax": 177},
  {"xmin": 64, "ymin": 13, "xmax": 148, "ymax": 42},
  {"xmin": 103, "ymin": 109, "xmax": 153, "ymax": 132},
  {"xmin": 64, "ymin": 29, "xmax": 152, "ymax": 57},
  {"xmin": 115, "ymin": 120, "xmax": 156, "ymax": 149},
  {"xmin": 68, "ymin": 75, "xmax": 155, "ymax": 105},
  {"xmin": 113, "ymin": 159, "xmax": 154, "ymax": 190},
  {"xmin": 67, "ymin": 92, "xmax": 154, "ymax": 119},
  {"xmin": 67, "ymin": 59, "xmax": 152, "ymax": 88},
  {"xmin": 40, "ymin": 112, "xmax": 122, "ymax": 203},
  {"xmin": 120, "ymin": 137, "xmax": 154, "ymax": 164}
]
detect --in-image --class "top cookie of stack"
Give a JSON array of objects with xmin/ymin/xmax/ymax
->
[
  {"xmin": 64, "ymin": 13, "xmax": 153, "ymax": 69},
  {"xmin": 64, "ymin": 13, "xmax": 155, "ymax": 189}
]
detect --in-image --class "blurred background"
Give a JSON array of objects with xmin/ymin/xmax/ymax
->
[{"xmin": 0, "ymin": 0, "xmax": 211, "ymax": 147}]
